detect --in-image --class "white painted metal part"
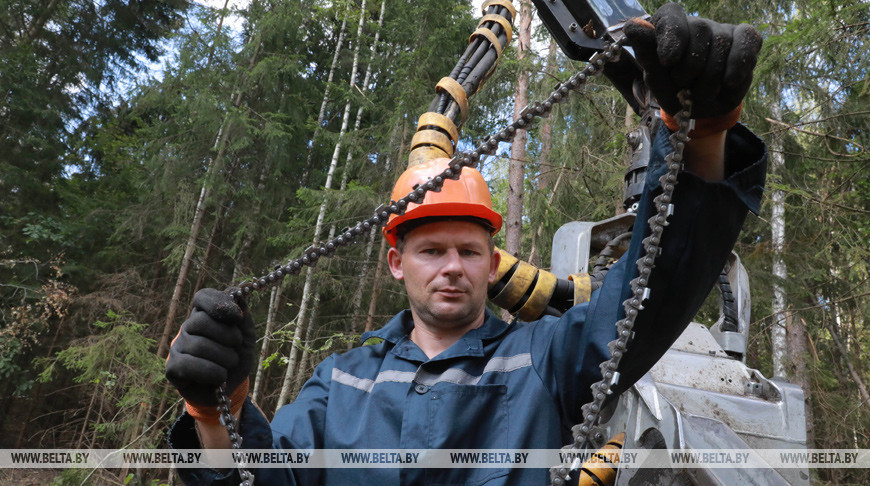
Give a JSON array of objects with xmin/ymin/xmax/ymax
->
[{"xmin": 551, "ymin": 220, "xmax": 809, "ymax": 485}]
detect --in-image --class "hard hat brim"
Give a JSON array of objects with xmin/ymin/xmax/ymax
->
[{"xmin": 383, "ymin": 201, "xmax": 502, "ymax": 247}]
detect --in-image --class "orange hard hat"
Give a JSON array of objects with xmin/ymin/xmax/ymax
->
[{"xmin": 382, "ymin": 158, "xmax": 502, "ymax": 247}]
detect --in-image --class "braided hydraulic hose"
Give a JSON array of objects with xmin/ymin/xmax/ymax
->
[
  {"xmin": 409, "ymin": 0, "xmax": 516, "ymax": 166},
  {"xmin": 591, "ymin": 231, "xmax": 633, "ymax": 275}
]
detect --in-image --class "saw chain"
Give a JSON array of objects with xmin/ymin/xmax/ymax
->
[
  {"xmin": 549, "ymin": 89, "xmax": 693, "ymax": 485},
  {"xmin": 216, "ymin": 383, "xmax": 254, "ymax": 485},
  {"xmin": 215, "ymin": 37, "xmax": 695, "ymax": 485}
]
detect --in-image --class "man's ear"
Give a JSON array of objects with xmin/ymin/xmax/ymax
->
[
  {"xmin": 387, "ymin": 247, "xmax": 404, "ymax": 280},
  {"xmin": 488, "ymin": 248, "xmax": 501, "ymax": 284}
]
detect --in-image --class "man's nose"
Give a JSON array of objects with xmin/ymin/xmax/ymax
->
[{"xmin": 440, "ymin": 249, "xmax": 464, "ymax": 276}]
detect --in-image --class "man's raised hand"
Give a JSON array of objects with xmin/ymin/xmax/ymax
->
[{"xmin": 624, "ymin": 2, "xmax": 763, "ymax": 121}]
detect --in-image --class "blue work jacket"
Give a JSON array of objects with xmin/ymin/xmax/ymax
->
[{"xmin": 169, "ymin": 124, "xmax": 767, "ymax": 485}]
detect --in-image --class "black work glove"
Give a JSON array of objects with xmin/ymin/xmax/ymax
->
[
  {"xmin": 166, "ymin": 288, "xmax": 256, "ymax": 407},
  {"xmin": 623, "ymin": 2, "xmax": 763, "ymax": 120}
]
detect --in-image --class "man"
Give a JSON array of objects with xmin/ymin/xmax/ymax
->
[{"xmin": 166, "ymin": 4, "xmax": 766, "ymax": 484}]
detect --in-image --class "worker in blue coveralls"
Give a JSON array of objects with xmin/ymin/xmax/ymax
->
[{"xmin": 165, "ymin": 4, "xmax": 766, "ymax": 485}]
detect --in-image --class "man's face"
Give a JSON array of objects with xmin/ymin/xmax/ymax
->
[{"xmin": 388, "ymin": 220, "xmax": 500, "ymax": 330}]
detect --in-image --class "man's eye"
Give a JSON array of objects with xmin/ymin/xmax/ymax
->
[
  {"xmin": 460, "ymin": 249, "xmax": 479, "ymax": 257},
  {"xmin": 422, "ymin": 248, "xmax": 439, "ymax": 255}
]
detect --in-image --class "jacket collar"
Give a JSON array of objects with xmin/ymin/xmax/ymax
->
[
  {"xmin": 361, "ymin": 310, "xmax": 415, "ymax": 345},
  {"xmin": 361, "ymin": 308, "xmax": 512, "ymax": 361}
]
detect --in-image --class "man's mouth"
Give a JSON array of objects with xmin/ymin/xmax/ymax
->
[{"xmin": 436, "ymin": 288, "xmax": 465, "ymax": 297}]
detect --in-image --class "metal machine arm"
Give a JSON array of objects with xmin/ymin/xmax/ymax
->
[{"xmin": 532, "ymin": 0, "xmax": 650, "ymax": 115}]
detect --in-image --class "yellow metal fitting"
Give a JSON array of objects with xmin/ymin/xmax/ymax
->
[
  {"xmin": 482, "ymin": 0, "xmax": 517, "ymax": 21},
  {"xmin": 418, "ymin": 112, "xmax": 459, "ymax": 146},
  {"xmin": 490, "ymin": 260, "xmax": 537, "ymax": 310},
  {"xmin": 411, "ymin": 129, "xmax": 454, "ymax": 157},
  {"xmin": 408, "ymin": 146, "xmax": 451, "ymax": 167},
  {"xmin": 517, "ymin": 269, "xmax": 556, "ymax": 321},
  {"xmin": 494, "ymin": 248, "xmax": 519, "ymax": 281},
  {"xmin": 569, "ymin": 273, "xmax": 593, "ymax": 305},
  {"xmin": 576, "ymin": 433, "xmax": 624, "ymax": 486},
  {"xmin": 436, "ymin": 77, "xmax": 469, "ymax": 125},
  {"xmin": 489, "ymin": 249, "xmax": 560, "ymax": 321},
  {"xmin": 478, "ymin": 14, "xmax": 513, "ymax": 46}
]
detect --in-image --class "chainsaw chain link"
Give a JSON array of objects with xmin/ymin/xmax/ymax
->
[
  {"xmin": 216, "ymin": 38, "xmax": 694, "ymax": 484},
  {"xmin": 216, "ymin": 383, "xmax": 254, "ymax": 485}
]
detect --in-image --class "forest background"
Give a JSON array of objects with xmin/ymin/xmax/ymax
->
[{"xmin": 1, "ymin": 0, "xmax": 867, "ymax": 484}]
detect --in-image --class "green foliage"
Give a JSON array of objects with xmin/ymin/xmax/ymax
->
[
  {"xmin": 0, "ymin": 337, "xmax": 33, "ymax": 396},
  {"xmin": 124, "ymin": 474, "xmax": 169, "ymax": 486},
  {"xmin": 0, "ymin": 256, "xmax": 74, "ymax": 403},
  {"xmin": 39, "ymin": 311, "xmax": 156, "ymax": 381},
  {"xmin": 37, "ymin": 311, "xmax": 166, "ymax": 445},
  {"xmin": 50, "ymin": 468, "xmax": 89, "ymax": 486},
  {"xmin": 0, "ymin": 0, "xmax": 190, "ymax": 257}
]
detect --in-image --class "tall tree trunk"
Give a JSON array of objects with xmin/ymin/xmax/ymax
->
[
  {"xmin": 788, "ymin": 315, "xmax": 814, "ymax": 446},
  {"xmin": 347, "ymin": 226, "xmax": 379, "ymax": 349},
  {"xmin": 829, "ymin": 308, "xmax": 870, "ymax": 404},
  {"xmin": 157, "ymin": 34, "xmax": 264, "ymax": 358},
  {"xmin": 118, "ymin": 401, "xmax": 150, "ymax": 483},
  {"xmin": 527, "ymin": 164, "xmax": 566, "ymax": 269},
  {"xmin": 301, "ymin": 7, "xmax": 350, "ymax": 187},
  {"xmin": 325, "ymin": 0, "xmax": 368, "ymax": 202},
  {"xmin": 770, "ymin": 99, "xmax": 788, "ymax": 378},
  {"xmin": 292, "ymin": 302, "xmax": 320, "ymax": 398},
  {"xmin": 527, "ymin": 38, "xmax": 558, "ymax": 267},
  {"xmin": 89, "ymin": 391, "xmax": 105, "ymax": 449},
  {"xmin": 338, "ymin": 0, "xmax": 386, "ymax": 192},
  {"xmin": 157, "ymin": 143, "xmax": 222, "ymax": 358},
  {"xmin": 347, "ymin": 115, "xmax": 402, "ymax": 347},
  {"xmin": 76, "ymin": 387, "xmax": 97, "ymax": 450},
  {"xmin": 276, "ymin": 271, "xmax": 315, "ymax": 409},
  {"xmin": 231, "ymin": 163, "xmax": 269, "ymax": 282},
  {"xmin": 205, "ymin": 0, "xmax": 231, "ymax": 69},
  {"xmin": 232, "ymin": 234, "xmax": 254, "ymax": 283},
  {"xmin": 253, "ymin": 284, "xmax": 283, "ymax": 402},
  {"xmin": 187, "ymin": 209, "xmax": 226, "ymax": 317},
  {"xmin": 276, "ymin": 0, "xmax": 369, "ymax": 410},
  {"xmin": 150, "ymin": 387, "xmax": 171, "ymax": 443},
  {"xmin": 361, "ymin": 118, "xmax": 405, "ymax": 335},
  {"xmin": 365, "ymin": 237, "xmax": 389, "ymax": 333},
  {"xmin": 330, "ymin": 0, "xmax": 386, "ymax": 348},
  {"xmin": 505, "ymin": 0, "xmax": 532, "ymax": 258}
]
